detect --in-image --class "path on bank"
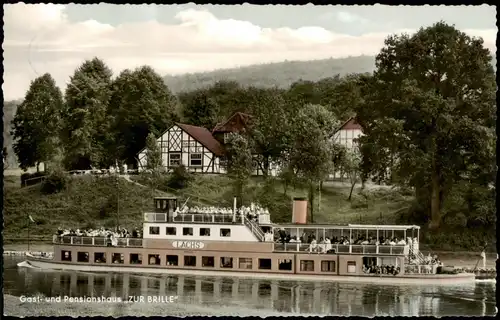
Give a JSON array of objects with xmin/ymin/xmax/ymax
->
[{"xmin": 121, "ymin": 174, "xmax": 174, "ymax": 197}]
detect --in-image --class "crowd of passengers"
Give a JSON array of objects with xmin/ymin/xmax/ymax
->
[
  {"xmin": 54, "ymin": 226, "xmax": 142, "ymax": 242},
  {"xmin": 363, "ymin": 264, "xmax": 401, "ymax": 275},
  {"xmin": 173, "ymin": 203, "xmax": 270, "ymax": 223},
  {"xmin": 276, "ymin": 230, "xmax": 417, "ymax": 247}
]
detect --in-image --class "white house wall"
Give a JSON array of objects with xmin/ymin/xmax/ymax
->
[
  {"xmin": 330, "ymin": 128, "xmax": 364, "ymax": 180},
  {"xmin": 143, "ymin": 222, "xmax": 259, "ymax": 242},
  {"xmin": 138, "ymin": 125, "xmax": 220, "ymax": 173}
]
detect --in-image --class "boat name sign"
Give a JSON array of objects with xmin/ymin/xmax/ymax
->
[{"xmin": 172, "ymin": 241, "xmax": 205, "ymax": 249}]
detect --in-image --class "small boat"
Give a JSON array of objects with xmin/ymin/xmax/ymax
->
[{"xmin": 21, "ymin": 196, "xmax": 475, "ymax": 285}]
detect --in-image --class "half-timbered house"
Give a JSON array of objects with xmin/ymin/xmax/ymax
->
[{"xmin": 137, "ymin": 123, "xmax": 226, "ymax": 174}]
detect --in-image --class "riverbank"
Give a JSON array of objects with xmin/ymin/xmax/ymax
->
[{"xmin": 2, "ymin": 294, "xmax": 293, "ymax": 317}]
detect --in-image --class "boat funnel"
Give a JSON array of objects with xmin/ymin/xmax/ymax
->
[{"xmin": 292, "ymin": 197, "xmax": 308, "ymax": 224}]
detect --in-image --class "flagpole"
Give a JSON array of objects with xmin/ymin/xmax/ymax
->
[{"xmin": 27, "ymin": 213, "xmax": 30, "ymax": 253}]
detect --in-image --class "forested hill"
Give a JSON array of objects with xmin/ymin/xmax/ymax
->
[{"xmin": 163, "ymin": 55, "xmax": 377, "ymax": 93}]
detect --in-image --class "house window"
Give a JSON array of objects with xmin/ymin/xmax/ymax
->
[
  {"xmin": 61, "ymin": 250, "xmax": 72, "ymax": 261},
  {"xmin": 239, "ymin": 258, "xmax": 253, "ymax": 269},
  {"xmin": 130, "ymin": 253, "xmax": 142, "ymax": 265},
  {"xmin": 200, "ymin": 228, "xmax": 211, "ymax": 236},
  {"xmin": 77, "ymin": 252, "xmax": 89, "ymax": 263},
  {"xmin": 183, "ymin": 227, "xmax": 194, "ymax": 236},
  {"xmin": 166, "ymin": 227, "xmax": 177, "ymax": 235},
  {"xmin": 258, "ymin": 258, "xmax": 272, "ymax": 270},
  {"xmin": 94, "ymin": 252, "xmax": 106, "ymax": 263},
  {"xmin": 149, "ymin": 226, "xmax": 160, "ymax": 235},
  {"xmin": 321, "ymin": 260, "xmax": 336, "ymax": 272},
  {"xmin": 166, "ymin": 255, "xmax": 178, "ymax": 266},
  {"xmin": 347, "ymin": 261, "xmax": 356, "ymax": 273},
  {"xmin": 189, "ymin": 153, "xmax": 202, "ymax": 166},
  {"xmin": 169, "ymin": 153, "xmax": 181, "ymax": 166},
  {"xmin": 300, "ymin": 260, "xmax": 314, "ymax": 272},
  {"xmin": 278, "ymin": 259, "xmax": 292, "ymax": 271},
  {"xmin": 184, "ymin": 256, "xmax": 196, "ymax": 267},
  {"xmin": 202, "ymin": 256, "xmax": 215, "ymax": 267},
  {"xmin": 220, "ymin": 228, "xmax": 231, "ymax": 237},
  {"xmin": 223, "ymin": 133, "xmax": 231, "ymax": 143},
  {"xmin": 220, "ymin": 257, "xmax": 233, "ymax": 268},
  {"xmin": 148, "ymin": 254, "xmax": 160, "ymax": 265},
  {"xmin": 112, "ymin": 253, "xmax": 124, "ymax": 264}
]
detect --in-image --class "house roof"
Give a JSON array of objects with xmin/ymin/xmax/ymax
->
[
  {"xmin": 212, "ymin": 112, "xmax": 253, "ymax": 133},
  {"xmin": 333, "ymin": 116, "xmax": 363, "ymax": 134},
  {"xmin": 176, "ymin": 123, "xmax": 225, "ymax": 157}
]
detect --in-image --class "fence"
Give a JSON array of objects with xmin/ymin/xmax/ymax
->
[
  {"xmin": 55, "ymin": 236, "xmax": 143, "ymax": 247},
  {"xmin": 273, "ymin": 243, "xmax": 407, "ymax": 255}
]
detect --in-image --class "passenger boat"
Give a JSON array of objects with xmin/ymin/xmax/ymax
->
[{"xmin": 21, "ymin": 197, "xmax": 475, "ymax": 285}]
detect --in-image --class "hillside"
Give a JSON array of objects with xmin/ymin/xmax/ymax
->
[{"xmin": 163, "ymin": 55, "xmax": 377, "ymax": 93}]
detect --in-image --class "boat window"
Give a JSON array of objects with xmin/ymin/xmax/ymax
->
[
  {"xmin": 300, "ymin": 260, "xmax": 314, "ymax": 272},
  {"xmin": 202, "ymin": 256, "xmax": 215, "ymax": 267},
  {"xmin": 239, "ymin": 258, "xmax": 253, "ymax": 269},
  {"xmin": 148, "ymin": 254, "xmax": 161, "ymax": 265},
  {"xmin": 61, "ymin": 250, "xmax": 72, "ymax": 262},
  {"xmin": 149, "ymin": 226, "xmax": 160, "ymax": 235},
  {"xmin": 220, "ymin": 257, "xmax": 233, "ymax": 268},
  {"xmin": 184, "ymin": 255, "xmax": 197, "ymax": 267},
  {"xmin": 112, "ymin": 253, "xmax": 124, "ymax": 264},
  {"xmin": 166, "ymin": 255, "xmax": 179, "ymax": 266},
  {"xmin": 220, "ymin": 228, "xmax": 231, "ymax": 237},
  {"xmin": 321, "ymin": 260, "xmax": 336, "ymax": 272},
  {"xmin": 94, "ymin": 252, "xmax": 106, "ymax": 263},
  {"xmin": 200, "ymin": 228, "xmax": 211, "ymax": 236},
  {"xmin": 278, "ymin": 259, "xmax": 293, "ymax": 271},
  {"xmin": 183, "ymin": 227, "xmax": 194, "ymax": 236},
  {"xmin": 166, "ymin": 227, "xmax": 177, "ymax": 235},
  {"xmin": 258, "ymin": 258, "xmax": 272, "ymax": 270},
  {"xmin": 77, "ymin": 252, "xmax": 89, "ymax": 263},
  {"xmin": 347, "ymin": 261, "xmax": 356, "ymax": 273},
  {"xmin": 130, "ymin": 253, "xmax": 142, "ymax": 265}
]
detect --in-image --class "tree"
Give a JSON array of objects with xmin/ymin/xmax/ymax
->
[
  {"xmin": 356, "ymin": 22, "xmax": 496, "ymax": 229},
  {"xmin": 225, "ymin": 133, "xmax": 253, "ymax": 207},
  {"xmin": 180, "ymin": 89, "xmax": 219, "ymax": 128},
  {"xmin": 110, "ymin": 66, "xmax": 178, "ymax": 166},
  {"xmin": 344, "ymin": 147, "xmax": 362, "ymax": 201},
  {"xmin": 11, "ymin": 73, "xmax": 63, "ymax": 171},
  {"xmin": 145, "ymin": 132, "xmax": 164, "ymax": 193},
  {"xmin": 288, "ymin": 104, "xmax": 338, "ymax": 222},
  {"xmin": 61, "ymin": 57, "xmax": 113, "ymax": 170}
]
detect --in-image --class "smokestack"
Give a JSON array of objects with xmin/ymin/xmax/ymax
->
[{"xmin": 292, "ymin": 197, "xmax": 308, "ymax": 224}]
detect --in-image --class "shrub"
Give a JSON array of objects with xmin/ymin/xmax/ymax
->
[
  {"xmin": 350, "ymin": 195, "xmax": 369, "ymax": 209},
  {"xmin": 167, "ymin": 165, "xmax": 193, "ymax": 189},
  {"xmin": 40, "ymin": 170, "xmax": 68, "ymax": 194}
]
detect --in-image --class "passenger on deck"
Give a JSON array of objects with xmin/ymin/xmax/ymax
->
[{"xmin": 308, "ymin": 237, "xmax": 318, "ymax": 253}]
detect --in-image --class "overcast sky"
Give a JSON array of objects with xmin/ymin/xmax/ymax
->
[{"xmin": 3, "ymin": 4, "xmax": 496, "ymax": 100}]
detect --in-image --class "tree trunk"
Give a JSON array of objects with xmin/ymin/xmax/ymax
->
[
  {"xmin": 283, "ymin": 179, "xmax": 288, "ymax": 196},
  {"xmin": 36, "ymin": 162, "xmax": 40, "ymax": 173},
  {"xmin": 263, "ymin": 156, "xmax": 270, "ymax": 178},
  {"xmin": 348, "ymin": 179, "xmax": 356, "ymax": 201},
  {"xmin": 308, "ymin": 183, "xmax": 315, "ymax": 223},
  {"xmin": 429, "ymin": 169, "xmax": 441, "ymax": 230}
]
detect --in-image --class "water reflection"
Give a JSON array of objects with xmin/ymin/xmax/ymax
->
[{"xmin": 4, "ymin": 256, "xmax": 497, "ymax": 316}]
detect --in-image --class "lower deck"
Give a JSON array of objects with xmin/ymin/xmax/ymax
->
[{"xmin": 52, "ymin": 244, "xmax": 406, "ymax": 277}]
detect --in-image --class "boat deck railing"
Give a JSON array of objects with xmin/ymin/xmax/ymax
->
[
  {"xmin": 404, "ymin": 264, "xmax": 439, "ymax": 274},
  {"xmin": 273, "ymin": 243, "xmax": 408, "ymax": 255},
  {"xmin": 53, "ymin": 236, "xmax": 143, "ymax": 247},
  {"xmin": 144, "ymin": 212, "xmax": 244, "ymax": 224}
]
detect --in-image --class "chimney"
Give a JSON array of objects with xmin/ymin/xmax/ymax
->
[{"xmin": 292, "ymin": 197, "xmax": 308, "ymax": 224}]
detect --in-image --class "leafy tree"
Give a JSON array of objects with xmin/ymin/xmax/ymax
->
[
  {"xmin": 289, "ymin": 104, "xmax": 337, "ymax": 222},
  {"xmin": 180, "ymin": 89, "xmax": 219, "ymax": 128},
  {"xmin": 11, "ymin": 73, "xmax": 63, "ymax": 171},
  {"xmin": 356, "ymin": 22, "xmax": 496, "ymax": 229},
  {"xmin": 145, "ymin": 132, "xmax": 163, "ymax": 173},
  {"xmin": 110, "ymin": 66, "xmax": 178, "ymax": 165},
  {"xmin": 225, "ymin": 133, "xmax": 253, "ymax": 207},
  {"xmin": 344, "ymin": 147, "xmax": 362, "ymax": 201},
  {"xmin": 61, "ymin": 57, "xmax": 113, "ymax": 170},
  {"xmin": 168, "ymin": 165, "xmax": 193, "ymax": 189}
]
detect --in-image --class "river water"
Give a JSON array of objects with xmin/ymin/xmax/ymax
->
[{"xmin": 3, "ymin": 256, "xmax": 497, "ymax": 317}]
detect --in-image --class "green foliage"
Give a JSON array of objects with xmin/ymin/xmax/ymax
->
[
  {"xmin": 180, "ymin": 89, "xmax": 219, "ymax": 128},
  {"xmin": 40, "ymin": 170, "xmax": 68, "ymax": 195},
  {"xmin": 356, "ymin": 22, "xmax": 496, "ymax": 229},
  {"xmin": 145, "ymin": 133, "xmax": 163, "ymax": 173},
  {"xmin": 225, "ymin": 133, "xmax": 253, "ymax": 206},
  {"xmin": 344, "ymin": 147, "xmax": 362, "ymax": 201},
  {"xmin": 11, "ymin": 74, "xmax": 63, "ymax": 170},
  {"xmin": 61, "ymin": 58, "xmax": 113, "ymax": 169},
  {"xmin": 167, "ymin": 165, "xmax": 193, "ymax": 190},
  {"xmin": 110, "ymin": 66, "xmax": 178, "ymax": 165}
]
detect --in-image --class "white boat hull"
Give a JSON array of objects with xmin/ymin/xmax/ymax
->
[{"xmin": 20, "ymin": 256, "xmax": 476, "ymax": 286}]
